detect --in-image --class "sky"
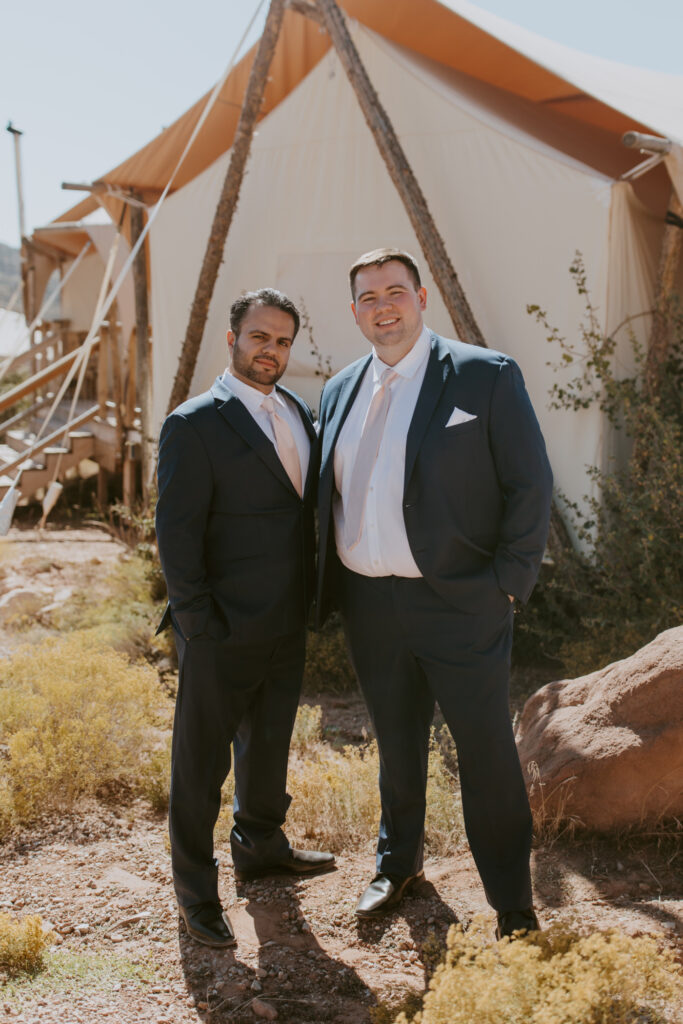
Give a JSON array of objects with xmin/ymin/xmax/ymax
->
[{"xmin": 1, "ymin": 0, "xmax": 682, "ymax": 249}]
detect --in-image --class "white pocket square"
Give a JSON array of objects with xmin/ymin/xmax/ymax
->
[{"xmin": 446, "ymin": 406, "xmax": 477, "ymax": 428}]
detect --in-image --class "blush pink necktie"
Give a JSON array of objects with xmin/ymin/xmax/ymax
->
[
  {"xmin": 344, "ymin": 368, "xmax": 399, "ymax": 550},
  {"xmin": 262, "ymin": 395, "xmax": 303, "ymax": 497}
]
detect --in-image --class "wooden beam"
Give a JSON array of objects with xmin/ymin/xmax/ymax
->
[
  {"xmin": 0, "ymin": 338, "xmax": 100, "ymax": 416},
  {"xmin": 287, "ymin": 0, "xmax": 324, "ymax": 24},
  {"xmin": 315, "ymin": 0, "xmax": 487, "ymax": 348},
  {"xmin": 108, "ymin": 309, "xmax": 125, "ymax": 464},
  {"xmin": 97, "ymin": 322, "xmax": 109, "ymax": 416},
  {"xmin": 166, "ymin": 0, "xmax": 288, "ymax": 414},
  {"xmin": 130, "ymin": 199, "xmax": 152, "ymax": 505},
  {"xmin": 646, "ymin": 189, "xmax": 683, "ymax": 394}
]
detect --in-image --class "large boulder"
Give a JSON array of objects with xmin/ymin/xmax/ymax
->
[{"xmin": 515, "ymin": 626, "xmax": 683, "ymax": 830}]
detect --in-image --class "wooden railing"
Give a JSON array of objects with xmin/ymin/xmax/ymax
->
[
  {"xmin": 0, "ymin": 338, "xmax": 100, "ymax": 417},
  {"xmin": 0, "ymin": 405, "xmax": 100, "ymax": 476}
]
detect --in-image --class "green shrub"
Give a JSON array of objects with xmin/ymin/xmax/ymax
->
[
  {"xmin": 392, "ymin": 918, "xmax": 681, "ymax": 1024},
  {"xmin": 518, "ymin": 256, "xmax": 683, "ymax": 674},
  {"xmin": 303, "ymin": 614, "xmax": 356, "ymax": 694},
  {"xmin": 0, "ymin": 631, "xmax": 170, "ymax": 828}
]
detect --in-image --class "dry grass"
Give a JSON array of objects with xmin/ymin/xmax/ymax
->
[
  {"xmin": 0, "ymin": 630, "xmax": 170, "ymax": 832},
  {"xmin": 49, "ymin": 551, "xmax": 172, "ymax": 662},
  {"xmin": 0, "ymin": 914, "xmax": 53, "ymax": 977},
  {"xmin": 526, "ymin": 760, "xmax": 583, "ymax": 846},
  {"xmin": 214, "ymin": 709, "xmax": 464, "ymax": 856},
  {"xmin": 386, "ymin": 917, "xmax": 681, "ymax": 1024}
]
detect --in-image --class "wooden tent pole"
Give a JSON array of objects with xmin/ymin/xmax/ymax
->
[
  {"xmin": 646, "ymin": 189, "xmax": 683, "ymax": 394},
  {"xmin": 166, "ymin": 0, "xmax": 288, "ymax": 415},
  {"xmin": 314, "ymin": 0, "xmax": 487, "ymax": 348},
  {"xmin": 130, "ymin": 197, "xmax": 152, "ymax": 505}
]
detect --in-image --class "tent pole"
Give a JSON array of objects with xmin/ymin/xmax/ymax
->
[
  {"xmin": 646, "ymin": 189, "xmax": 683, "ymax": 395},
  {"xmin": 130, "ymin": 196, "xmax": 152, "ymax": 506},
  {"xmin": 166, "ymin": 0, "xmax": 288, "ymax": 415},
  {"xmin": 314, "ymin": 0, "xmax": 486, "ymax": 349}
]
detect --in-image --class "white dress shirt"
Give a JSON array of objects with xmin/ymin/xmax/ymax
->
[
  {"xmin": 221, "ymin": 369, "xmax": 310, "ymax": 486},
  {"xmin": 333, "ymin": 325, "xmax": 432, "ymax": 577}
]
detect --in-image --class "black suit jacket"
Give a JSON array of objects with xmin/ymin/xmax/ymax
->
[
  {"xmin": 316, "ymin": 332, "xmax": 553, "ymax": 626},
  {"xmin": 156, "ymin": 376, "xmax": 317, "ymax": 645}
]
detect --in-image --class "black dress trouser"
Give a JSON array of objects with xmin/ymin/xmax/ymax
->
[
  {"xmin": 340, "ymin": 569, "xmax": 533, "ymax": 913},
  {"xmin": 169, "ymin": 626, "xmax": 305, "ymax": 908}
]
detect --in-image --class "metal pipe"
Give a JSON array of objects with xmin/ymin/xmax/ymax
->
[
  {"xmin": 622, "ymin": 131, "xmax": 672, "ymax": 155},
  {"xmin": 6, "ymin": 122, "xmax": 26, "ymax": 241}
]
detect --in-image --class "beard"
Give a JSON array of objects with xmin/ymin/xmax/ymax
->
[{"xmin": 231, "ymin": 344, "xmax": 284, "ymax": 387}]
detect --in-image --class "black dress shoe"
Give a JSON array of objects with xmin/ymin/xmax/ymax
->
[
  {"xmin": 179, "ymin": 902, "xmax": 236, "ymax": 948},
  {"xmin": 495, "ymin": 907, "xmax": 540, "ymax": 940},
  {"xmin": 356, "ymin": 871, "xmax": 425, "ymax": 918},
  {"xmin": 233, "ymin": 848, "xmax": 336, "ymax": 882}
]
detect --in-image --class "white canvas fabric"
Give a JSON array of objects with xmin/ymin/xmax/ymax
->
[
  {"xmin": 60, "ymin": 224, "xmax": 136, "ymax": 350},
  {"xmin": 149, "ymin": 23, "xmax": 662, "ymax": 525},
  {"xmin": 439, "ymin": 0, "xmax": 683, "ymax": 145}
]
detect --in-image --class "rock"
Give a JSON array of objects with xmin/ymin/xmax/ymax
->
[
  {"xmin": 74, "ymin": 922, "xmax": 91, "ymax": 935},
  {"xmin": 250, "ymin": 979, "xmax": 263, "ymax": 992},
  {"xmin": 251, "ymin": 998, "xmax": 278, "ymax": 1020},
  {"xmin": 0, "ymin": 588, "xmax": 46, "ymax": 623},
  {"xmin": 516, "ymin": 627, "xmax": 683, "ymax": 830}
]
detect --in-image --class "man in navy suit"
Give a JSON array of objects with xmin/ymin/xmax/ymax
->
[
  {"xmin": 156, "ymin": 288, "xmax": 334, "ymax": 948},
  {"xmin": 317, "ymin": 249, "xmax": 552, "ymax": 936}
]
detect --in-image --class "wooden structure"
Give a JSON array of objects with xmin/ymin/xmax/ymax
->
[{"xmin": 0, "ymin": 309, "xmax": 141, "ymax": 509}]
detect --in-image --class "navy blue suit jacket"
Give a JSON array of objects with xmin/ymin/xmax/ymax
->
[
  {"xmin": 156, "ymin": 376, "xmax": 317, "ymax": 645},
  {"xmin": 316, "ymin": 332, "xmax": 553, "ymax": 626}
]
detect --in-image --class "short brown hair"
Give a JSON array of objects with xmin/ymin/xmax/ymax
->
[
  {"xmin": 349, "ymin": 248, "xmax": 421, "ymax": 298},
  {"xmin": 229, "ymin": 288, "xmax": 300, "ymax": 339}
]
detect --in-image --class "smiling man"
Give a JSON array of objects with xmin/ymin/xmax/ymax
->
[
  {"xmin": 316, "ymin": 249, "xmax": 553, "ymax": 937},
  {"xmin": 156, "ymin": 288, "xmax": 334, "ymax": 949}
]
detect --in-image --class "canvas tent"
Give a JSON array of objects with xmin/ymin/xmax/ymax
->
[{"xmin": 26, "ymin": 0, "xmax": 683, "ymax": 515}]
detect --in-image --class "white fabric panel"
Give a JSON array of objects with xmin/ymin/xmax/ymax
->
[
  {"xmin": 149, "ymin": 23, "xmax": 658, "ymax": 517},
  {"xmin": 61, "ymin": 252, "xmax": 107, "ymax": 332},
  {"xmin": 439, "ymin": 0, "xmax": 683, "ymax": 144},
  {"xmin": 60, "ymin": 224, "xmax": 136, "ymax": 371},
  {"xmin": 85, "ymin": 224, "xmax": 136, "ymax": 361},
  {"xmin": 0, "ymin": 310, "xmax": 28, "ymax": 357}
]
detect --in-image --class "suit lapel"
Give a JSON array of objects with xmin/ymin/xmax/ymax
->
[
  {"xmin": 320, "ymin": 357, "xmax": 372, "ymax": 484},
  {"xmin": 211, "ymin": 379, "xmax": 297, "ymax": 497},
  {"xmin": 404, "ymin": 334, "xmax": 452, "ymax": 491}
]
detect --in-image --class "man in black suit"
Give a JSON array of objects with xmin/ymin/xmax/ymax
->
[
  {"xmin": 317, "ymin": 249, "xmax": 552, "ymax": 937},
  {"xmin": 156, "ymin": 288, "xmax": 334, "ymax": 948}
]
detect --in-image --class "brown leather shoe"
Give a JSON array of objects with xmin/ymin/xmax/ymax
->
[
  {"xmin": 179, "ymin": 902, "xmax": 236, "ymax": 948},
  {"xmin": 355, "ymin": 871, "xmax": 425, "ymax": 918},
  {"xmin": 233, "ymin": 848, "xmax": 336, "ymax": 882},
  {"xmin": 495, "ymin": 907, "xmax": 540, "ymax": 940}
]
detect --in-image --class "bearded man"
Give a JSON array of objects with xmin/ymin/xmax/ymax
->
[{"xmin": 156, "ymin": 288, "xmax": 334, "ymax": 948}]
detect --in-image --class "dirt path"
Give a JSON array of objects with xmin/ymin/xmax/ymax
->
[
  {"xmin": 3, "ymin": 808, "xmax": 681, "ymax": 1023},
  {"xmin": 1, "ymin": 526, "xmax": 681, "ymax": 1023}
]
